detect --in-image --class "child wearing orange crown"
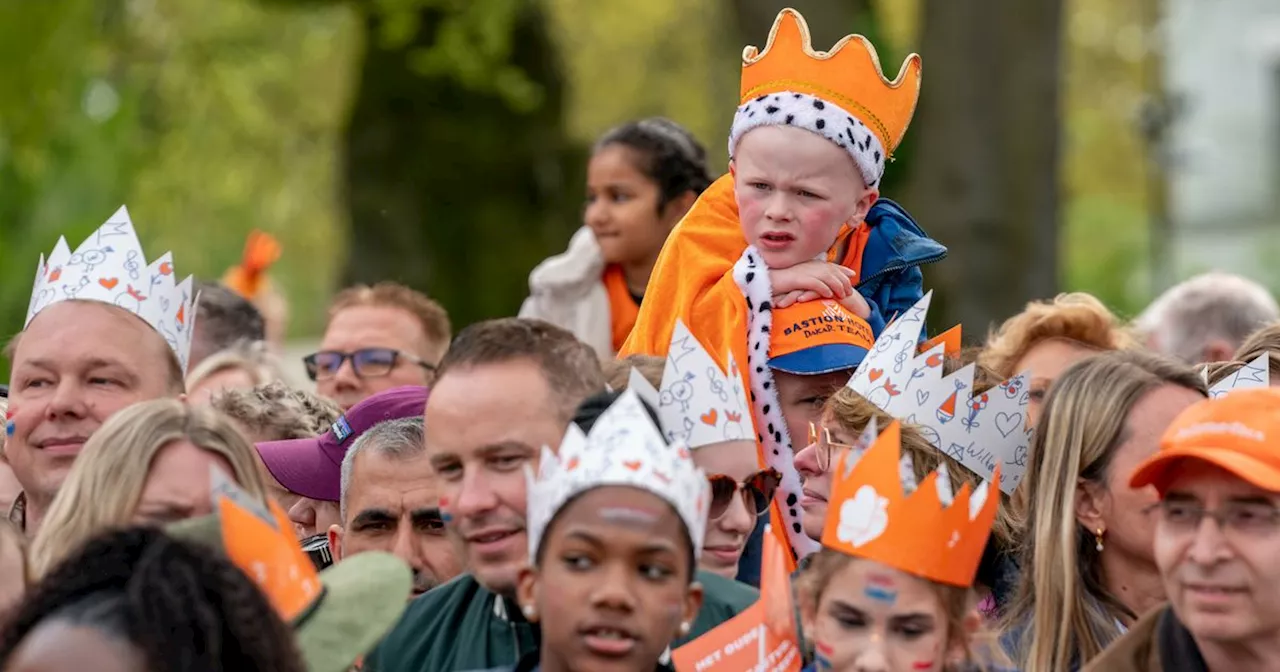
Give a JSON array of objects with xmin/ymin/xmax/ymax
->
[
  {"xmin": 620, "ymin": 8, "xmax": 943, "ymax": 560},
  {"xmin": 796, "ymin": 421, "xmax": 1010, "ymax": 672}
]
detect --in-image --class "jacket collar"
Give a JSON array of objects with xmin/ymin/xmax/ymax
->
[{"xmin": 1156, "ymin": 608, "xmax": 1208, "ymax": 672}]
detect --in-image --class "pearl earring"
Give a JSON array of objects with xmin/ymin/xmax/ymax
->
[
  {"xmin": 523, "ymin": 605, "xmax": 536, "ymax": 619},
  {"xmin": 1095, "ymin": 528, "xmax": 1105, "ymax": 552},
  {"xmin": 679, "ymin": 621, "xmax": 691, "ymax": 636}
]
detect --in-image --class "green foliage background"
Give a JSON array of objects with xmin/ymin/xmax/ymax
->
[{"xmin": 0, "ymin": 0, "xmax": 1188, "ymax": 378}]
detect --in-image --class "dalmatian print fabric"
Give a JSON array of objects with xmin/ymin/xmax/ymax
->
[
  {"xmin": 728, "ymin": 91, "xmax": 887, "ymax": 191},
  {"xmin": 732, "ymin": 246, "xmax": 822, "ymax": 559}
]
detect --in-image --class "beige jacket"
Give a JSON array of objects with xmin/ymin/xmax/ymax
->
[{"xmin": 519, "ymin": 227, "xmax": 613, "ymax": 357}]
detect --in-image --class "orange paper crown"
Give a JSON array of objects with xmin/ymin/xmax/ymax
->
[
  {"xmin": 821, "ymin": 421, "xmax": 998, "ymax": 587},
  {"xmin": 740, "ymin": 8, "xmax": 922, "ymax": 155},
  {"xmin": 219, "ymin": 492, "xmax": 323, "ymax": 623},
  {"xmin": 222, "ymin": 230, "xmax": 282, "ymax": 300}
]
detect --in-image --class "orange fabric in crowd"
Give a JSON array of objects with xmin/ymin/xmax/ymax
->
[{"xmin": 603, "ymin": 264, "xmax": 641, "ymax": 353}]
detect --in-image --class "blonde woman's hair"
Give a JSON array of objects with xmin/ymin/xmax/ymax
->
[
  {"xmin": 1233, "ymin": 322, "xmax": 1280, "ymax": 381},
  {"xmin": 798, "ymin": 551, "xmax": 1005, "ymax": 671},
  {"xmin": 602, "ymin": 354, "xmax": 665, "ymax": 391},
  {"xmin": 185, "ymin": 339, "xmax": 282, "ymax": 393},
  {"xmin": 1004, "ymin": 350, "xmax": 1205, "ymax": 672},
  {"xmin": 211, "ymin": 381, "xmax": 342, "ymax": 443},
  {"xmin": 980, "ymin": 293, "xmax": 1137, "ymax": 380},
  {"xmin": 28, "ymin": 399, "xmax": 271, "ymax": 579}
]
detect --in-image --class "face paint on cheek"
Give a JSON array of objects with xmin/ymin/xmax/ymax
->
[
  {"xmin": 911, "ymin": 660, "xmax": 937, "ymax": 670},
  {"xmin": 5, "ymin": 408, "xmax": 15, "ymax": 436},
  {"xmin": 814, "ymin": 642, "xmax": 834, "ymax": 670},
  {"xmin": 599, "ymin": 507, "xmax": 660, "ymax": 530}
]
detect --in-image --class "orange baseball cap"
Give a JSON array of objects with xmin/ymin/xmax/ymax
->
[
  {"xmin": 769, "ymin": 299, "xmax": 875, "ymax": 375},
  {"xmin": 1130, "ymin": 388, "xmax": 1280, "ymax": 493}
]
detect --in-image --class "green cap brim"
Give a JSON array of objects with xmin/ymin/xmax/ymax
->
[{"xmin": 167, "ymin": 515, "xmax": 411, "ymax": 672}]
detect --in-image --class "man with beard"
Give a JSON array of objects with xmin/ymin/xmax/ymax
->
[
  {"xmin": 4, "ymin": 207, "xmax": 194, "ymax": 535},
  {"xmin": 329, "ymin": 416, "xmax": 464, "ymax": 597},
  {"xmin": 364, "ymin": 318, "xmax": 757, "ymax": 671}
]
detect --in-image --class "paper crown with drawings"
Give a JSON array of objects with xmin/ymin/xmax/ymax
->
[
  {"xmin": 844, "ymin": 292, "xmax": 1032, "ymax": 495},
  {"xmin": 24, "ymin": 206, "xmax": 197, "ymax": 371},
  {"xmin": 728, "ymin": 8, "xmax": 922, "ymax": 189},
  {"xmin": 526, "ymin": 389, "xmax": 712, "ymax": 559},
  {"xmin": 822, "ymin": 420, "xmax": 999, "ymax": 587},
  {"xmin": 1205, "ymin": 353, "xmax": 1271, "ymax": 399},
  {"xmin": 627, "ymin": 319, "xmax": 754, "ymax": 449}
]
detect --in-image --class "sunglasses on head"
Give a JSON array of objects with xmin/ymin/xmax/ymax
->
[
  {"xmin": 707, "ymin": 468, "xmax": 782, "ymax": 521},
  {"xmin": 303, "ymin": 347, "xmax": 436, "ymax": 382}
]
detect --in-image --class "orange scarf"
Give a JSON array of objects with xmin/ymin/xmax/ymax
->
[{"xmin": 603, "ymin": 265, "xmax": 641, "ymax": 353}]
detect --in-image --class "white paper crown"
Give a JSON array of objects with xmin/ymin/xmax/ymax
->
[
  {"xmin": 526, "ymin": 389, "xmax": 712, "ymax": 559},
  {"xmin": 844, "ymin": 292, "xmax": 1032, "ymax": 495},
  {"xmin": 1206, "ymin": 353, "xmax": 1271, "ymax": 399},
  {"xmin": 626, "ymin": 319, "xmax": 754, "ymax": 449},
  {"xmin": 24, "ymin": 206, "xmax": 197, "ymax": 371}
]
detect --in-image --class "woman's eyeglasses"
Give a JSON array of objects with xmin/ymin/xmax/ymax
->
[
  {"xmin": 303, "ymin": 347, "xmax": 436, "ymax": 382},
  {"xmin": 707, "ymin": 468, "xmax": 782, "ymax": 521},
  {"xmin": 808, "ymin": 422, "xmax": 860, "ymax": 473}
]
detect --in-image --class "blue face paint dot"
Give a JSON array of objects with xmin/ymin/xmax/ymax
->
[{"xmin": 5, "ymin": 422, "xmax": 13, "ymax": 437}]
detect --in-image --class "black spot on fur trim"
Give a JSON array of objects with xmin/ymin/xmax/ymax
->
[
  {"xmin": 750, "ymin": 391, "xmax": 756, "ymax": 402},
  {"xmin": 772, "ymin": 449, "xmax": 779, "ymax": 456},
  {"xmin": 761, "ymin": 325, "xmax": 769, "ymax": 333},
  {"xmin": 757, "ymin": 433, "xmax": 764, "ymax": 442},
  {"xmin": 848, "ymin": 116, "xmax": 856, "ymax": 126},
  {"xmin": 763, "ymin": 381, "xmax": 771, "ymax": 390},
  {"xmin": 813, "ymin": 100, "xmax": 825, "ymax": 110},
  {"xmin": 766, "ymin": 105, "xmax": 779, "ymax": 114},
  {"xmin": 774, "ymin": 431, "xmax": 783, "ymax": 443},
  {"xmin": 745, "ymin": 271, "xmax": 755, "ymax": 283},
  {"xmin": 792, "ymin": 522, "xmax": 803, "ymax": 533},
  {"xmin": 785, "ymin": 114, "xmax": 794, "ymax": 125},
  {"xmin": 754, "ymin": 342, "xmax": 761, "ymax": 351},
  {"xmin": 756, "ymin": 366, "xmax": 764, "ymax": 374},
  {"xmin": 816, "ymin": 119, "xmax": 826, "ymax": 130},
  {"xmin": 788, "ymin": 508, "xmax": 797, "ymax": 517},
  {"xmin": 762, "ymin": 404, "xmax": 770, "ymax": 414},
  {"xmin": 846, "ymin": 128, "xmax": 857, "ymax": 145},
  {"xmin": 874, "ymin": 150, "xmax": 881, "ymax": 162},
  {"xmin": 748, "ymin": 110, "xmax": 755, "ymax": 118},
  {"xmin": 793, "ymin": 93, "xmax": 801, "ymax": 99},
  {"xmin": 767, "ymin": 423, "xmax": 775, "ymax": 434},
  {"xmin": 759, "ymin": 301, "xmax": 771, "ymax": 313},
  {"xmin": 786, "ymin": 493, "xmax": 798, "ymax": 506},
  {"xmin": 756, "ymin": 94, "xmax": 768, "ymax": 102},
  {"xmin": 745, "ymin": 297, "xmax": 754, "ymax": 311}
]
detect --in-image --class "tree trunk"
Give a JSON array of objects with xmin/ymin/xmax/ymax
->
[
  {"xmin": 905, "ymin": 0, "xmax": 1064, "ymax": 336},
  {"xmin": 340, "ymin": 2, "xmax": 584, "ymax": 328}
]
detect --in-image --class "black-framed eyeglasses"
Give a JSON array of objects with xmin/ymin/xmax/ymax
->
[
  {"xmin": 707, "ymin": 468, "xmax": 781, "ymax": 521},
  {"xmin": 1145, "ymin": 499, "xmax": 1280, "ymax": 537},
  {"xmin": 303, "ymin": 348, "xmax": 436, "ymax": 382}
]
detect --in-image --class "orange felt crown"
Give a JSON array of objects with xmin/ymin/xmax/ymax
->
[
  {"xmin": 821, "ymin": 421, "xmax": 998, "ymax": 587},
  {"xmin": 740, "ymin": 8, "xmax": 922, "ymax": 156}
]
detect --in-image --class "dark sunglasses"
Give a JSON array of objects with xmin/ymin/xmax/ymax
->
[
  {"xmin": 707, "ymin": 468, "xmax": 782, "ymax": 521},
  {"xmin": 303, "ymin": 347, "xmax": 436, "ymax": 382}
]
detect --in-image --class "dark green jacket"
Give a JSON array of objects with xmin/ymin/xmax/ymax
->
[{"xmin": 364, "ymin": 571, "xmax": 757, "ymax": 671}]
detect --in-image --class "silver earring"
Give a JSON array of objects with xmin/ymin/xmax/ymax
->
[{"xmin": 679, "ymin": 621, "xmax": 691, "ymax": 636}]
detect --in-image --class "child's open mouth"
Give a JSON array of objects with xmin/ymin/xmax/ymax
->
[{"xmin": 759, "ymin": 231, "xmax": 795, "ymax": 251}]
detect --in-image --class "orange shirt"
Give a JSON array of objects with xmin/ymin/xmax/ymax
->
[{"xmin": 603, "ymin": 264, "xmax": 641, "ymax": 353}]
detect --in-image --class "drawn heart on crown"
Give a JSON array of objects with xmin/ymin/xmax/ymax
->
[
  {"xmin": 868, "ymin": 369, "xmax": 884, "ymax": 383},
  {"xmin": 159, "ymin": 261, "xmax": 173, "ymax": 276},
  {"xmin": 995, "ymin": 412, "xmax": 1022, "ymax": 438},
  {"xmin": 700, "ymin": 409, "xmax": 718, "ymax": 426},
  {"xmin": 98, "ymin": 277, "xmax": 119, "ymax": 290},
  {"xmin": 566, "ymin": 456, "xmax": 580, "ymax": 471},
  {"xmin": 916, "ymin": 390, "xmax": 930, "ymax": 405},
  {"xmin": 623, "ymin": 460, "xmax": 642, "ymax": 471},
  {"xmin": 47, "ymin": 267, "xmax": 62, "ymax": 282}
]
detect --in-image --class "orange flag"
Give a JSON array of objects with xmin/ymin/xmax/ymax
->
[{"xmin": 672, "ymin": 527, "xmax": 802, "ymax": 672}]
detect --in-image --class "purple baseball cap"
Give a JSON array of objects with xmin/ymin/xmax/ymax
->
[{"xmin": 255, "ymin": 386, "xmax": 429, "ymax": 502}]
